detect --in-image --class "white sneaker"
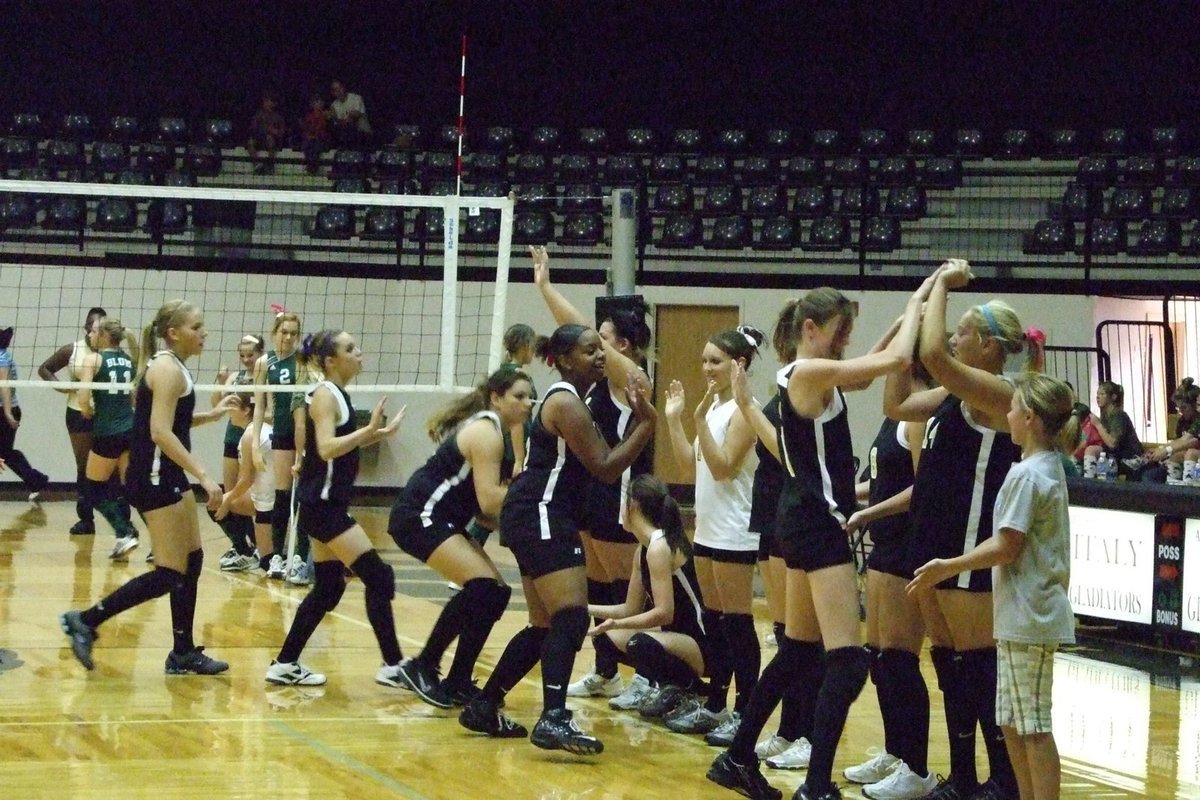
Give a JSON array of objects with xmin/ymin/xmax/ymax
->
[
  {"xmin": 755, "ymin": 733, "xmax": 795, "ymax": 759},
  {"xmin": 844, "ymin": 750, "xmax": 901, "ymax": 784},
  {"xmin": 863, "ymin": 762, "xmax": 938, "ymax": 800},
  {"xmin": 286, "ymin": 557, "xmax": 312, "ymax": 586},
  {"xmin": 375, "ymin": 663, "xmax": 406, "ymax": 688},
  {"xmin": 265, "ymin": 659, "xmax": 327, "ymax": 686},
  {"xmin": 766, "ymin": 736, "xmax": 813, "ymax": 769},
  {"xmin": 219, "ymin": 550, "xmax": 258, "ymax": 572},
  {"xmin": 266, "ymin": 554, "xmax": 286, "ymax": 580},
  {"xmin": 565, "ymin": 672, "xmax": 623, "ymax": 698},
  {"xmin": 608, "ymin": 673, "xmax": 651, "ymax": 710},
  {"xmin": 109, "ymin": 536, "xmax": 140, "ymax": 560}
]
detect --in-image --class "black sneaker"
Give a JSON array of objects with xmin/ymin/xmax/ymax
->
[
  {"xmin": 165, "ymin": 647, "xmax": 229, "ymax": 675},
  {"xmin": 706, "ymin": 752, "xmax": 782, "ymax": 800},
  {"xmin": 964, "ymin": 778, "xmax": 1014, "ymax": 800},
  {"xmin": 60, "ymin": 610, "xmax": 97, "ymax": 670},
  {"xmin": 638, "ymin": 684, "xmax": 689, "ymax": 718},
  {"xmin": 458, "ymin": 697, "xmax": 527, "ymax": 738},
  {"xmin": 440, "ymin": 678, "xmax": 482, "ymax": 706},
  {"xmin": 919, "ymin": 776, "xmax": 973, "ymax": 800},
  {"xmin": 69, "ymin": 520, "xmax": 95, "ymax": 536},
  {"xmin": 397, "ymin": 658, "xmax": 454, "ymax": 709},
  {"xmin": 793, "ymin": 782, "xmax": 844, "ymax": 800},
  {"xmin": 530, "ymin": 707, "xmax": 603, "ymax": 755}
]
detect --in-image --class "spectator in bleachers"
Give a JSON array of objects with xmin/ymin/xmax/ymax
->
[
  {"xmin": 247, "ymin": 91, "xmax": 287, "ymax": 175},
  {"xmin": 299, "ymin": 93, "xmax": 330, "ymax": 175},
  {"xmin": 1083, "ymin": 381, "xmax": 1144, "ymax": 478},
  {"xmin": 328, "ymin": 79, "xmax": 371, "ymax": 148}
]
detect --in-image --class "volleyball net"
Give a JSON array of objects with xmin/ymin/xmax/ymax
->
[{"xmin": 0, "ymin": 178, "xmax": 516, "ymax": 396}]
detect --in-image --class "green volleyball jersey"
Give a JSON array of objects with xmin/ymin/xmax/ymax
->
[
  {"xmin": 92, "ymin": 348, "xmax": 135, "ymax": 437},
  {"xmin": 267, "ymin": 351, "xmax": 298, "ymax": 437}
]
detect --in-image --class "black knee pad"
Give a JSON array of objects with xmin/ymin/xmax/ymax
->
[
  {"xmin": 461, "ymin": 578, "xmax": 511, "ymax": 624},
  {"xmin": 185, "ymin": 548, "xmax": 203, "ymax": 580},
  {"xmin": 865, "ymin": 643, "xmax": 883, "ymax": 685},
  {"xmin": 550, "ymin": 605, "xmax": 591, "ymax": 652},
  {"xmin": 150, "ymin": 565, "xmax": 186, "ymax": 595},
  {"xmin": 351, "ymin": 550, "xmax": 395, "ymax": 601},
  {"xmin": 824, "ymin": 646, "xmax": 871, "ymax": 706},
  {"xmin": 929, "ymin": 645, "xmax": 957, "ymax": 691},
  {"xmin": 310, "ymin": 560, "xmax": 347, "ymax": 612},
  {"xmin": 255, "ymin": 509, "xmax": 271, "ymax": 525}
]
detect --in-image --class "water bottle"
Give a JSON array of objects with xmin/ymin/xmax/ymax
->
[
  {"xmin": 1107, "ymin": 455, "xmax": 1118, "ymax": 481},
  {"xmin": 1095, "ymin": 453, "xmax": 1109, "ymax": 480}
]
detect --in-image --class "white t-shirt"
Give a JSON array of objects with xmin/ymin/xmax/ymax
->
[
  {"xmin": 66, "ymin": 339, "xmax": 92, "ymax": 412},
  {"xmin": 992, "ymin": 450, "xmax": 1075, "ymax": 644},
  {"xmin": 241, "ymin": 422, "xmax": 275, "ymax": 512},
  {"xmin": 330, "ymin": 92, "xmax": 371, "ymax": 133},
  {"xmin": 693, "ymin": 397, "xmax": 758, "ymax": 551}
]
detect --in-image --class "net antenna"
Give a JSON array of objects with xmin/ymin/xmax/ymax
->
[{"xmin": 0, "ymin": 177, "xmax": 514, "ymax": 396}]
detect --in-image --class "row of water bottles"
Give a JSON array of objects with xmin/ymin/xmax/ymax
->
[{"xmin": 1083, "ymin": 453, "xmax": 1120, "ymax": 481}]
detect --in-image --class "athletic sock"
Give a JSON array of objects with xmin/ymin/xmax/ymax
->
[
  {"xmin": 727, "ymin": 635, "xmax": 815, "ymax": 762},
  {"xmin": 271, "ymin": 489, "xmax": 290, "ymax": 555},
  {"xmin": 932, "ymin": 646, "xmax": 978, "ymax": 790},
  {"xmin": 963, "ymin": 646, "xmax": 1017, "ymax": 794},
  {"xmin": 880, "ymin": 648, "xmax": 930, "ymax": 775},
  {"xmin": 804, "ymin": 645, "xmax": 870, "ymax": 794},
  {"xmin": 625, "ymin": 632, "xmax": 700, "ymax": 689},
  {"xmin": 722, "ymin": 612, "xmax": 761, "ymax": 713},
  {"xmin": 278, "ymin": 561, "xmax": 345, "ymax": 663},
  {"xmin": 587, "ymin": 578, "xmax": 617, "ymax": 679},
  {"xmin": 481, "ymin": 625, "xmax": 547, "ymax": 704},
  {"xmin": 168, "ymin": 549, "xmax": 204, "ymax": 654},
  {"xmin": 80, "ymin": 566, "xmax": 181, "ymax": 629},
  {"xmin": 540, "ymin": 606, "xmax": 589, "ymax": 711},
  {"xmin": 418, "ymin": 587, "xmax": 469, "ymax": 670},
  {"xmin": 702, "ymin": 608, "xmax": 730, "ymax": 712}
]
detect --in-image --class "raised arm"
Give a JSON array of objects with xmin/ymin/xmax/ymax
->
[
  {"xmin": 663, "ymin": 380, "xmax": 697, "ymax": 478},
  {"xmin": 550, "ymin": 383, "xmax": 655, "ymax": 484},
  {"xmin": 694, "ymin": 386, "xmax": 756, "ymax": 481},
  {"xmin": 310, "ymin": 388, "xmax": 404, "ymax": 462},
  {"xmin": 732, "ymin": 362, "xmax": 779, "ymax": 461},
  {"xmin": 38, "ymin": 342, "xmax": 76, "ymax": 393},
  {"xmin": 210, "ymin": 365, "xmax": 234, "ymax": 408}
]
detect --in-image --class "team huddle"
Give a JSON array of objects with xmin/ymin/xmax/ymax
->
[{"xmin": 49, "ymin": 250, "xmax": 1074, "ymax": 800}]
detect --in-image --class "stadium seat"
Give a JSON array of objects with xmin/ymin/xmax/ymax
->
[
  {"xmin": 649, "ymin": 154, "xmax": 686, "ymax": 183},
  {"xmin": 830, "ymin": 156, "xmax": 868, "ymax": 187},
  {"xmin": 472, "ymin": 180, "xmax": 509, "ymax": 198},
  {"xmin": 528, "ymin": 126, "xmax": 561, "ymax": 152},
  {"xmin": 656, "ymin": 213, "xmax": 702, "ymax": 247},
  {"xmin": 624, "ymin": 128, "xmax": 657, "ymax": 153},
  {"xmin": 875, "ymin": 156, "xmax": 916, "ymax": 187},
  {"xmin": 604, "ymin": 154, "xmax": 642, "ymax": 185},
  {"xmin": 45, "ymin": 139, "xmax": 85, "ymax": 172},
  {"xmin": 1, "ymin": 137, "xmax": 37, "ymax": 172},
  {"xmin": 763, "ymin": 128, "xmax": 794, "ymax": 154},
  {"xmin": 0, "ymin": 194, "xmax": 38, "ymax": 228},
  {"xmin": 93, "ymin": 197, "xmax": 138, "ymax": 232},
  {"xmin": 667, "ymin": 128, "xmax": 702, "ymax": 154},
  {"xmin": 801, "ymin": 216, "xmax": 850, "ymax": 251},
  {"xmin": 512, "ymin": 210, "xmax": 553, "ymax": 245},
  {"xmin": 1099, "ymin": 128, "xmax": 1128, "ymax": 155},
  {"xmin": 378, "ymin": 177, "xmax": 418, "ymax": 195},
  {"xmin": 793, "ymin": 186, "xmax": 832, "ymax": 218},
  {"xmin": 1130, "ymin": 219, "xmax": 1181, "ymax": 256},
  {"xmin": 859, "ymin": 129, "xmax": 891, "ymax": 155},
  {"xmin": 375, "ymin": 149, "xmax": 414, "ymax": 178},
  {"xmin": 414, "ymin": 207, "xmax": 445, "ymax": 242},
  {"xmin": 146, "ymin": 174, "xmax": 190, "ymax": 236},
  {"xmin": 754, "ymin": 215, "xmax": 798, "ymax": 250},
  {"xmin": 361, "ymin": 206, "xmax": 403, "ymax": 241},
  {"xmin": 577, "ymin": 127, "xmax": 609, "ymax": 153},
  {"xmin": 183, "ymin": 144, "xmax": 221, "ymax": 177},
  {"xmin": 421, "ymin": 151, "xmax": 457, "ymax": 180},
  {"xmin": 1159, "ymin": 187, "xmax": 1197, "ymax": 220},
  {"xmin": 562, "ymin": 183, "xmax": 603, "ymax": 212},
  {"xmin": 136, "ymin": 142, "xmax": 173, "ymax": 176},
  {"xmin": 513, "ymin": 152, "xmax": 550, "ymax": 180},
  {"xmin": 884, "ymin": 186, "xmax": 927, "ymax": 220},
  {"xmin": 62, "ymin": 114, "xmax": 95, "ymax": 141},
  {"xmin": 715, "ymin": 129, "xmax": 748, "ymax": 153},
  {"xmin": 558, "ymin": 153, "xmax": 597, "ymax": 181},
  {"xmin": 811, "ymin": 129, "xmax": 841, "ymax": 156},
  {"xmin": 904, "ymin": 129, "xmax": 936, "ymax": 156},
  {"xmin": 559, "ymin": 211, "xmax": 604, "ymax": 245},
  {"xmin": 1047, "ymin": 129, "xmax": 1080, "ymax": 158},
  {"xmin": 330, "ymin": 149, "xmax": 368, "ymax": 177},
  {"xmin": 653, "ymin": 183, "xmax": 694, "ymax": 213},
  {"xmin": 1151, "ymin": 127, "xmax": 1179, "ymax": 157},
  {"xmin": 311, "ymin": 206, "xmax": 355, "ymax": 238},
  {"xmin": 1120, "ymin": 156, "xmax": 1161, "ymax": 186},
  {"xmin": 92, "ymin": 141, "xmax": 131, "ymax": 175},
  {"xmin": 1107, "ymin": 186, "xmax": 1152, "ymax": 219},
  {"xmin": 333, "ymin": 177, "xmax": 368, "ymax": 193},
  {"xmin": 156, "ymin": 117, "xmax": 188, "ymax": 143},
  {"xmin": 702, "ymin": 185, "xmax": 743, "ymax": 215},
  {"xmin": 107, "ymin": 116, "xmax": 140, "ymax": 142},
  {"xmin": 122, "ymin": 168, "xmax": 155, "ymax": 185},
  {"xmin": 466, "ymin": 151, "xmax": 504, "ymax": 180},
  {"xmin": 1173, "ymin": 156, "xmax": 1200, "ymax": 187},
  {"xmin": 391, "ymin": 124, "xmax": 423, "ymax": 150},
  {"xmin": 1088, "ymin": 219, "xmax": 1126, "ymax": 254},
  {"xmin": 42, "ymin": 195, "xmax": 85, "ymax": 230},
  {"xmin": 860, "ymin": 216, "xmax": 901, "ymax": 252},
  {"xmin": 482, "ymin": 126, "xmax": 515, "ymax": 153},
  {"xmin": 952, "ymin": 128, "xmax": 984, "ymax": 157},
  {"xmin": 1022, "ymin": 219, "xmax": 1074, "ymax": 255},
  {"xmin": 837, "ymin": 187, "xmax": 880, "ymax": 217},
  {"xmin": 433, "ymin": 125, "xmax": 461, "ymax": 151},
  {"xmin": 920, "ymin": 157, "xmax": 961, "ymax": 189},
  {"xmin": 202, "ymin": 118, "xmax": 234, "ymax": 145},
  {"xmin": 740, "ymin": 156, "xmax": 778, "ymax": 186},
  {"xmin": 461, "ymin": 208, "xmax": 501, "ymax": 243},
  {"xmin": 514, "ymin": 182, "xmax": 555, "ymax": 208},
  {"xmin": 1050, "ymin": 183, "xmax": 1098, "ymax": 221},
  {"xmin": 784, "ymin": 156, "xmax": 823, "ymax": 186},
  {"xmin": 998, "ymin": 129, "xmax": 1031, "ymax": 159},
  {"xmin": 1077, "ymin": 156, "xmax": 1117, "ymax": 187},
  {"xmin": 706, "ymin": 215, "xmax": 751, "ymax": 249},
  {"xmin": 746, "ymin": 185, "xmax": 786, "ymax": 216},
  {"xmin": 11, "ymin": 113, "xmax": 44, "ymax": 138},
  {"xmin": 694, "ymin": 154, "xmax": 731, "ymax": 184}
]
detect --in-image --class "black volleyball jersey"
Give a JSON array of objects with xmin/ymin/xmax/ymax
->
[
  {"xmin": 584, "ymin": 378, "xmax": 653, "ymax": 531},
  {"xmin": 298, "ymin": 381, "xmax": 358, "ymax": 504},
  {"xmin": 396, "ymin": 411, "xmax": 501, "ymax": 529},
  {"xmin": 775, "ymin": 360, "xmax": 857, "ymax": 533},
  {"xmin": 503, "ymin": 382, "xmax": 591, "ymax": 534},
  {"xmin": 749, "ymin": 393, "xmax": 785, "ymax": 534},
  {"xmin": 128, "ymin": 351, "xmax": 195, "ymax": 488},
  {"xmin": 638, "ymin": 534, "xmax": 706, "ymax": 643},
  {"xmin": 865, "ymin": 418, "xmax": 914, "ymax": 542},
  {"xmin": 910, "ymin": 394, "xmax": 1021, "ymax": 578}
]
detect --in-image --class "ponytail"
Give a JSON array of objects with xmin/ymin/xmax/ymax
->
[
  {"xmin": 426, "ymin": 368, "xmax": 532, "ymax": 442},
  {"xmin": 628, "ymin": 475, "xmax": 691, "ymax": 558},
  {"xmin": 136, "ymin": 299, "xmax": 195, "ymax": 384}
]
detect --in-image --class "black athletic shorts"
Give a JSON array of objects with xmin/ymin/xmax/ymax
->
[
  {"xmin": 91, "ymin": 431, "xmax": 132, "ymax": 460},
  {"xmin": 866, "ymin": 529, "xmax": 916, "ymax": 580},
  {"xmin": 271, "ymin": 431, "xmax": 296, "ymax": 452},
  {"xmin": 755, "ymin": 527, "xmax": 782, "ymax": 561},
  {"xmin": 66, "ymin": 407, "xmax": 94, "ymax": 434},
  {"xmin": 298, "ymin": 500, "xmax": 356, "ymax": 543},
  {"xmin": 776, "ymin": 521, "xmax": 855, "ymax": 573},
  {"xmin": 125, "ymin": 480, "xmax": 189, "ymax": 513},
  {"xmin": 223, "ymin": 441, "xmax": 240, "ymax": 460},
  {"xmin": 501, "ymin": 504, "xmax": 585, "ymax": 579},
  {"xmin": 389, "ymin": 513, "xmax": 462, "ymax": 563},
  {"xmin": 692, "ymin": 542, "xmax": 759, "ymax": 566},
  {"xmin": 586, "ymin": 523, "xmax": 637, "ymax": 545}
]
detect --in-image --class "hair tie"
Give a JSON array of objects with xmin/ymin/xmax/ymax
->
[
  {"xmin": 271, "ymin": 303, "xmax": 287, "ymax": 318},
  {"xmin": 1024, "ymin": 327, "xmax": 1046, "ymax": 346},
  {"xmin": 979, "ymin": 304, "xmax": 1001, "ymax": 337},
  {"xmin": 737, "ymin": 325, "xmax": 760, "ymax": 349},
  {"xmin": 300, "ymin": 332, "xmax": 315, "ymax": 356}
]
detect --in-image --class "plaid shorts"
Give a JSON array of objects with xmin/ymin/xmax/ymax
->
[{"xmin": 996, "ymin": 639, "xmax": 1058, "ymax": 735}]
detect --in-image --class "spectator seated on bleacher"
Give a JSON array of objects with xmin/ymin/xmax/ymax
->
[
  {"xmin": 247, "ymin": 91, "xmax": 286, "ymax": 175},
  {"xmin": 300, "ymin": 93, "xmax": 330, "ymax": 175},
  {"xmin": 328, "ymin": 79, "xmax": 371, "ymax": 149}
]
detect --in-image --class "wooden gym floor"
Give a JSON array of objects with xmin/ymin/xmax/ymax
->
[{"xmin": 0, "ymin": 499, "xmax": 1195, "ymax": 799}]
